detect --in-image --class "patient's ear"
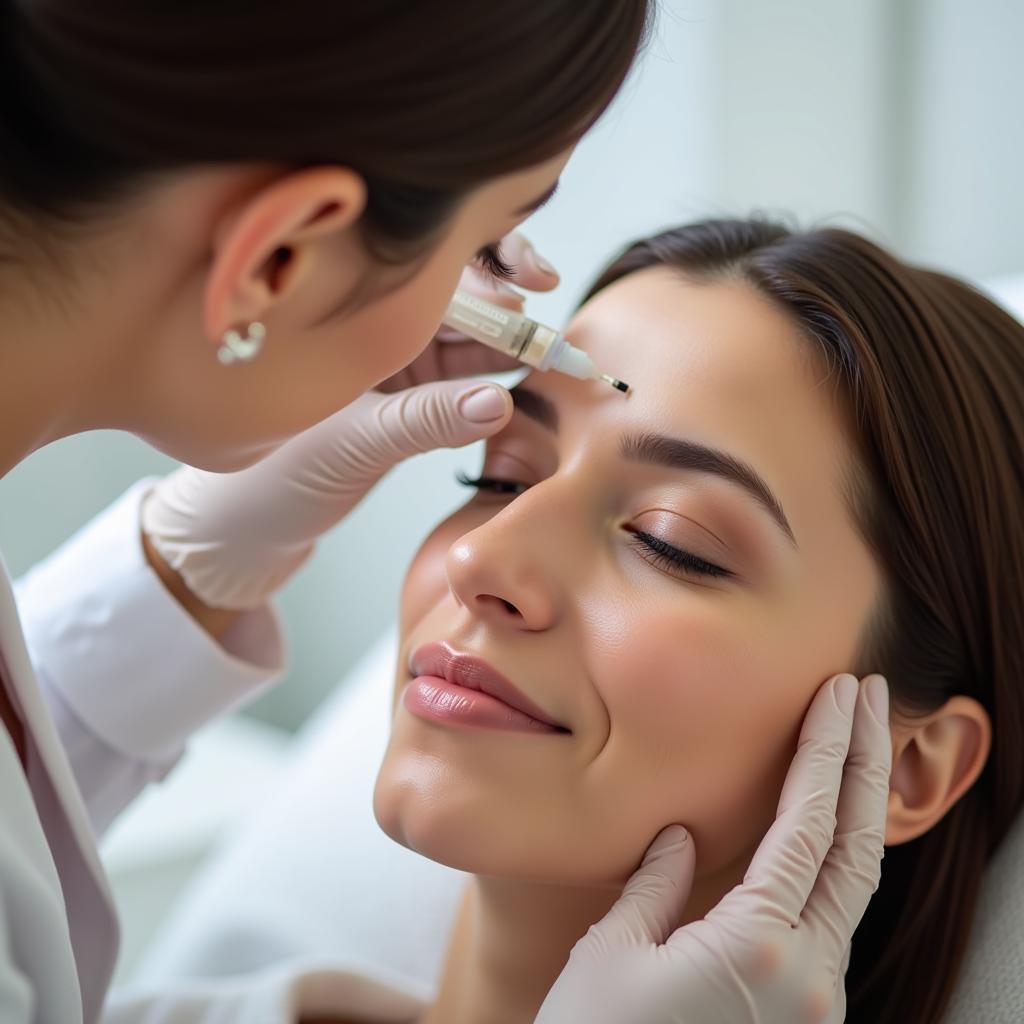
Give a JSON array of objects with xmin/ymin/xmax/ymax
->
[{"xmin": 885, "ymin": 695, "xmax": 991, "ymax": 845}]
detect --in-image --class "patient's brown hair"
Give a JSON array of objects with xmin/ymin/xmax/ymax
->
[{"xmin": 586, "ymin": 218, "xmax": 1024, "ymax": 1024}]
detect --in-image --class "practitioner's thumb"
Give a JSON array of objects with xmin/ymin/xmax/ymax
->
[
  {"xmin": 348, "ymin": 380, "xmax": 512, "ymax": 471},
  {"xmin": 366, "ymin": 380, "xmax": 513, "ymax": 465},
  {"xmin": 590, "ymin": 826, "xmax": 696, "ymax": 949}
]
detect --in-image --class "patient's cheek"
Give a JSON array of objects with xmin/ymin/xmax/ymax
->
[
  {"xmin": 399, "ymin": 521, "xmax": 458, "ymax": 636},
  {"xmin": 584, "ymin": 602, "xmax": 804, "ymax": 876}
]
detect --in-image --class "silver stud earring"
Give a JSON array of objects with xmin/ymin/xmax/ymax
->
[{"xmin": 217, "ymin": 321, "xmax": 266, "ymax": 365}]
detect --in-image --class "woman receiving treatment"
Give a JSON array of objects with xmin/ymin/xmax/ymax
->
[{"xmin": 353, "ymin": 220, "xmax": 1020, "ymax": 1024}]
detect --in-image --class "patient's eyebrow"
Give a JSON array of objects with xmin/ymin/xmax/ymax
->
[
  {"xmin": 620, "ymin": 432, "xmax": 798, "ymax": 547},
  {"xmin": 510, "ymin": 387, "xmax": 559, "ymax": 432}
]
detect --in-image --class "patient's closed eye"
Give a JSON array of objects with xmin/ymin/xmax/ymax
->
[
  {"xmin": 454, "ymin": 472, "xmax": 732, "ymax": 580},
  {"xmin": 625, "ymin": 529, "xmax": 732, "ymax": 580}
]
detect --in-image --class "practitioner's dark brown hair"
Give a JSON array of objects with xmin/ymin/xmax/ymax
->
[
  {"xmin": 586, "ymin": 218, "xmax": 1024, "ymax": 1024},
  {"xmin": 0, "ymin": 1, "xmax": 650, "ymax": 260}
]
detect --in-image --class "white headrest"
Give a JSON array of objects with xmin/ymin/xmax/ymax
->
[{"xmin": 946, "ymin": 814, "xmax": 1024, "ymax": 1020}]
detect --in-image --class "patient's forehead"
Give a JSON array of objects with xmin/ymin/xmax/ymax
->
[
  {"xmin": 520, "ymin": 266, "xmax": 855, "ymax": 543},
  {"xmin": 546, "ymin": 267, "xmax": 820, "ymax": 424},
  {"xmin": 528, "ymin": 266, "xmax": 831, "ymax": 429}
]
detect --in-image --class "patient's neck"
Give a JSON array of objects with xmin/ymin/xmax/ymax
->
[
  {"xmin": 417, "ymin": 853, "xmax": 753, "ymax": 1024},
  {"xmin": 419, "ymin": 876, "xmax": 619, "ymax": 1024}
]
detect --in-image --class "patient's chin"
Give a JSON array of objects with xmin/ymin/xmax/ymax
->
[
  {"xmin": 372, "ymin": 753, "xmax": 510, "ymax": 875},
  {"xmin": 372, "ymin": 748, "xmax": 633, "ymax": 890}
]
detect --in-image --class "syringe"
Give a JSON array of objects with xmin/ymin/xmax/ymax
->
[{"xmin": 442, "ymin": 289, "xmax": 630, "ymax": 394}]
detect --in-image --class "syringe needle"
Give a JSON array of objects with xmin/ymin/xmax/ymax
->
[{"xmin": 599, "ymin": 372, "xmax": 630, "ymax": 394}]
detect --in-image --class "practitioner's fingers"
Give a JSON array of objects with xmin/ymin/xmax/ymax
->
[
  {"xmin": 582, "ymin": 825, "xmax": 696, "ymax": 949},
  {"xmin": 802, "ymin": 675, "xmax": 891, "ymax": 967},
  {"xmin": 709, "ymin": 674, "xmax": 857, "ymax": 929}
]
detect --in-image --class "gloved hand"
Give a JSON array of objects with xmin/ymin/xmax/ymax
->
[
  {"xmin": 141, "ymin": 380, "xmax": 511, "ymax": 609},
  {"xmin": 536, "ymin": 673, "xmax": 892, "ymax": 1024},
  {"xmin": 141, "ymin": 233, "xmax": 557, "ymax": 610}
]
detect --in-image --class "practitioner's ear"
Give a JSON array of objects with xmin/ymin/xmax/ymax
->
[
  {"xmin": 885, "ymin": 695, "xmax": 991, "ymax": 845},
  {"xmin": 203, "ymin": 167, "xmax": 368, "ymax": 344}
]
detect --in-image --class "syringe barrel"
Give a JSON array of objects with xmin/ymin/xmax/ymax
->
[{"xmin": 443, "ymin": 289, "xmax": 561, "ymax": 371}]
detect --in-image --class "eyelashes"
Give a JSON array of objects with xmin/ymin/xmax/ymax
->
[
  {"xmin": 474, "ymin": 242, "xmax": 516, "ymax": 282},
  {"xmin": 455, "ymin": 471, "xmax": 528, "ymax": 496},
  {"xmin": 455, "ymin": 472, "xmax": 733, "ymax": 581},
  {"xmin": 625, "ymin": 529, "xmax": 733, "ymax": 580}
]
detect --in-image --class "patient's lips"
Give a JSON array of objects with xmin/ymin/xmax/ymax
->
[{"xmin": 405, "ymin": 642, "xmax": 569, "ymax": 735}]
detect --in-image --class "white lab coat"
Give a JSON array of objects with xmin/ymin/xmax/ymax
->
[{"xmin": 0, "ymin": 481, "xmax": 427, "ymax": 1023}]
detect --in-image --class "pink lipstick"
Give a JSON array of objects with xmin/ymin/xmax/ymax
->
[{"xmin": 404, "ymin": 642, "xmax": 569, "ymax": 735}]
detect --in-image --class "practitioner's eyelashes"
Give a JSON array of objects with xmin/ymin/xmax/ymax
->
[
  {"xmin": 626, "ymin": 529, "xmax": 733, "ymax": 580},
  {"xmin": 474, "ymin": 242, "xmax": 516, "ymax": 282},
  {"xmin": 456, "ymin": 471, "xmax": 528, "ymax": 496},
  {"xmin": 456, "ymin": 472, "xmax": 734, "ymax": 581}
]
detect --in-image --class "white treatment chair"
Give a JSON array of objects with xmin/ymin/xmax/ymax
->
[{"xmin": 127, "ymin": 276, "xmax": 1024, "ymax": 1020}]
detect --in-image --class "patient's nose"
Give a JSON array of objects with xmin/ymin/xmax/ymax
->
[{"xmin": 445, "ymin": 511, "xmax": 561, "ymax": 632}]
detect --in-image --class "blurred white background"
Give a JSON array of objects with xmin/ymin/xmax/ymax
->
[{"xmin": 1, "ymin": 0, "xmax": 1022, "ymax": 982}]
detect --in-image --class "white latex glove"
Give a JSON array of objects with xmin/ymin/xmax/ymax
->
[
  {"xmin": 536, "ymin": 673, "xmax": 892, "ymax": 1024},
  {"xmin": 141, "ymin": 380, "xmax": 512, "ymax": 609},
  {"xmin": 142, "ymin": 233, "xmax": 556, "ymax": 610}
]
